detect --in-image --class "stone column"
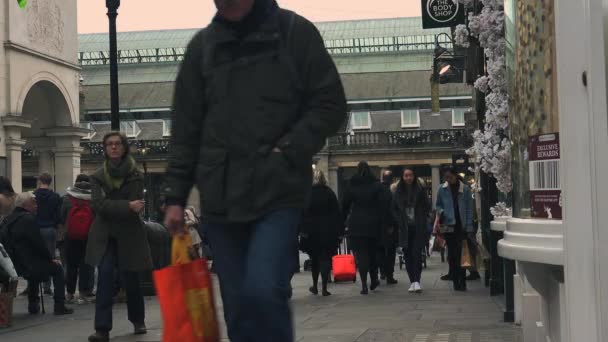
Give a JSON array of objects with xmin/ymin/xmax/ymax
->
[
  {"xmin": 6, "ymin": 138, "xmax": 26, "ymax": 193},
  {"xmin": 38, "ymin": 149, "xmax": 54, "ymax": 175},
  {"xmin": 53, "ymin": 147, "xmax": 82, "ymax": 194},
  {"xmin": 2, "ymin": 116, "xmax": 32, "ymax": 193},
  {"xmin": 45, "ymin": 127, "xmax": 88, "ymax": 195}
]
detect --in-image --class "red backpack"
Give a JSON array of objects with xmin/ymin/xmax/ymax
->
[{"xmin": 67, "ymin": 197, "xmax": 94, "ymax": 240}]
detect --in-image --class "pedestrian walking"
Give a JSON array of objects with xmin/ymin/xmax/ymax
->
[
  {"xmin": 378, "ymin": 169, "xmax": 398, "ymax": 285},
  {"xmin": 299, "ymin": 170, "xmax": 343, "ymax": 297},
  {"xmin": 0, "ymin": 192, "xmax": 73, "ymax": 315},
  {"xmin": 162, "ymin": 0, "xmax": 346, "ymax": 340},
  {"xmin": 34, "ymin": 172, "xmax": 62, "ymax": 294},
  {"xmin": 342, "ymin": 162, "xmax": 389, "ymax": 295},
  {"xmin": 86, "ymin": 132, "xmax": 152, "ymax": 342},
  {"xmin": 61, "ymin": 174, "xmax": 96, "ymax": 303},
  {"xmin": 392, "ymin": 168, "xmax": 431, "ymax": 293},
  {"xmin": 434, "ymin": 167, "xmax": 475, "ymax": 292}
]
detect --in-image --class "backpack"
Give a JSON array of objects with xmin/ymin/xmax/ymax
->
[{"xmin": 67, "ymin": 197, "xmax": 94, "ymax": 240}]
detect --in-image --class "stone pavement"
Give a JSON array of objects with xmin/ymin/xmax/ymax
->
[{"xmin": 0, "ymin": 254, "xmax": 521, "ymax": 342}]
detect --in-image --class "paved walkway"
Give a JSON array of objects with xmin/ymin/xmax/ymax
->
[{"xmin": 1, "ymin": 254, "xmax": 521, "ymax": 341}]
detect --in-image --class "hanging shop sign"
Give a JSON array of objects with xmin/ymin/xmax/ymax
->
[
  {"xmin": 421, "ymin": 0, "xmax": 465, "ymax": 29},
  {"xmin": 529, "ymin": 133, "xmax": 562, "ymax": 219}
]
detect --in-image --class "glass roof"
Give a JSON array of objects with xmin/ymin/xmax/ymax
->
[{"xmin": 78, "ymin": 17, "xmax": 451, "ymax": 66}]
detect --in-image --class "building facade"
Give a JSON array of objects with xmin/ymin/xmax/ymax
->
[
  {"xmin": 0, "ymin": 0, "xmax": 85, "ymax": 193},
  {"xmin": 69, "ymin": 17, "xmax": 473, "ymax": 217}
]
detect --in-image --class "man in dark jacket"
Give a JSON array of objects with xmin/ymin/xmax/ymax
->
[
  {"xmin": 162, "ymin": 1, "xmax": 346, "ymax": 340},
  {"xmin": 379, "ymin": 169, "xmax": 398, "ymax": 285},
  {"xmin": 34, "ymin": 172, "xmax": 62, "ymax": 294},
  {"xmin": 1, "ymin": 192, "xmax": 73, "ymax": 315}
]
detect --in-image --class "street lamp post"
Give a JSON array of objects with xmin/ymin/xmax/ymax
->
[{"xmin": 106, "ymin": 0, "xmax": 121, "ymax": 131}]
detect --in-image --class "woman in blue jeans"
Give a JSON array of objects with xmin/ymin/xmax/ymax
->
[
  {"xmin": 85, "ymin": 132, "xmax": 153, "ymax": 342},
  {"xmin": 434, "ymin": 167, "xmax": 475, "ymax": 291}
]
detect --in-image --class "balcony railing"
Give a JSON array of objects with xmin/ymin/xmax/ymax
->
[
  {"xmin": 327, "ymin": 129, "xmax": 470, "ymax": 150},
  {"xmin": 80, "ymin": 140, "xmax": 170, "ymax": 160},
  {"xmin": 22, "ymin": 129, "xmax": 469, "ymax": 162}
]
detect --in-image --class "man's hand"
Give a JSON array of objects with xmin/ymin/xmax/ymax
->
[
  {"xmin": 272, "ymin": 147, "xmax": 282, "ymax": 153},
  {"xmin": 52, "ymin": 259, "xmax": 61, "ymax": 265},
  {"xmin": 164, "ymin": 205, "xmax": 185, "ymax": 235},
  {"xmin": 129, "ymin": 200, "xmax": 145, "ymax": 214}
]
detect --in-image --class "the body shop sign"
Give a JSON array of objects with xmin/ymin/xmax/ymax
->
[{"xmin": 422, "ymin": 0, "xmax": 465, "ymax": 29}]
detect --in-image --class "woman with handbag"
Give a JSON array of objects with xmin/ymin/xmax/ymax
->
[
  {"xmin": 434, "ymin": 167, "xmax": 475, "ymax": 292},
  {"xmin": 392, "ymin": 168, "xmax": 431, "ymax": 293},
  {"xmin": 299, "ymin": 170, "xmax": 343, "ymax": 297}
]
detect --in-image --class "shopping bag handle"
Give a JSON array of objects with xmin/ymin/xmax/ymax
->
[{"xmin": 171, "ymin": 232, "xmax": 193, "ymax": 265}]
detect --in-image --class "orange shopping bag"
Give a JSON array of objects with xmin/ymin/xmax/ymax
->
[{"xmin": 153, "ymin": 233, "xmax": 220, "ymax": 342}]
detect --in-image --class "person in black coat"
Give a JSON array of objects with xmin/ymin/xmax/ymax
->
[
  {"xmin": 392, "ymin": 168, "xmax": 431, "ymax": 293},
  {"xmin": 342, "ymin": 162, "xmax": 388, "ymax": 295},
  {"xmin": 1, "ymin": 192, "xmax": 73, "ymax": 315},
  {"xmin": 378, "ymin": 169, "xmax": 398, "ymax": 285},
  {"xmin": 299, "ymin": 170, "xmax": 343, "ymax": 297}
]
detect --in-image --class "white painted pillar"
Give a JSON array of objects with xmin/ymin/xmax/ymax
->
[
  {"xmin": 431, "ymin": 164, "xmax": 441, "ymax": 208},
  {"xmin": 328, "ymin": 167, "xmax": 339, "ymax": 196}
]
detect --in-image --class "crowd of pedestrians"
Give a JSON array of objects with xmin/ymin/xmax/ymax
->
[{"xmin": 0, "ymin": 2, "xmax": 482, "ymax": 342}]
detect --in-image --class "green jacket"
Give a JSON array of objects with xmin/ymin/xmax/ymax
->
[
  {"xmin": 85, "ymin": 167, "xmax": 152, "ymax": 271},
  {"xmin": 163, "ymin": 8, "xmax": 347, "ymax": 223}
]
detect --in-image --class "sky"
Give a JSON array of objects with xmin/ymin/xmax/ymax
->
[{"xmin": 77, "ymin": 0, "xmax": 422, "ymax": 33}]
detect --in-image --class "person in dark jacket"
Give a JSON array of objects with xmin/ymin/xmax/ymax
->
[
  {"xmin": 162, "ymin": 1, "xmax": 346, "ymax": 341},
  {"xmin": 342, "ymin": 162, "xmax": 388, "ymax": 295},
  {"xmin": 61, "ymin": 174, "xmax": 95, "ymax": 302},
  {"xmin": 299, "ymin": 170, "xmax": 343, "ymax": 297},
  {"xmin": 34, "ymin": 172, "xmax": 62, "ymax": 294},
  {"xmin": 86, "ymin": 132, "xmax": 152, "ymax": 342},
  {"xmin": 378, "ymin": 169, "xmax": 398, "ymax": 285},
  {"xmin": 392, "ymin": 168, "xmax": 431, "ymax": 293},
  {"xmin": 434, "ymin": 167, "xmax": 475, "ymax": 291},
  {"xmin": 1, "ymin": 192, "xmax": 73, "ymax": 315}
]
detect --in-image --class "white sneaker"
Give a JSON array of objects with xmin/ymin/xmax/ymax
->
[
  {"xmin": 414, "ymin": 282, "xmax": 422, "ymax": 293},
  {"xmin": 408, "ymin": 283, "xmax": 416, "ymax": 293}
]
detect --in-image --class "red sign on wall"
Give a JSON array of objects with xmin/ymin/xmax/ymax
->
[{"xmin": 529, "ymin": 133, "xmax": 561, "ymax": 219}]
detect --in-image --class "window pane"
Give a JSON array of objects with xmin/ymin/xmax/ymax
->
[
  {"xmin": 352, "ymin": 112, "xmax": 369, "ymax": 128},
  {"xmin": 402, "ymin": 110, "xmax": 418, "ymax": 126},
  {"xmin": 163, "ymin": 119, "xmax": 171, "ymax": 136},
  {"xmin": 453, "ymin": 108, "xmax": 466, "ymax": 126}
]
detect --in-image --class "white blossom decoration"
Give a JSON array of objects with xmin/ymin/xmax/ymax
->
[{"xmin": 457, "ymin": 0, "xmax": 512, "ymax": 195}]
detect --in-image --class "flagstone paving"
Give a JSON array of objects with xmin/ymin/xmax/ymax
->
[{"xmin": 1, "ymin": 254, "xmax": 521, "ymax": 341}]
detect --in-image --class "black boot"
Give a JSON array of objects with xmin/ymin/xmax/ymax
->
[
  {"xmin": 370, "ymin": 278, "xmax": 380, "ymax": 291},
  {"xmin": 386, "ymin": 275, "xmax": 398, "ymax": 285},
  {"xmin": 88, "ymin": 330, "xmax": 110, "ymax": 342},
  {"xmin": 28, "ymin": 301, "xmax": 41, "ymax": 315},
  {"xmin": 54, "ymin": 303, "xmax": 74, "ymax": 315},
  {"xmin": 134, "ymin": 323, "xmax": 147, "ymax": 335}
]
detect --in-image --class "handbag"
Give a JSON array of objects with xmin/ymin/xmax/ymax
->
[
  {"xmin": 436, "ymin": 209, "xmax": 455, "ymax": 234},
  {"xmin": 153, "ymin": 233, "xmax": 220, "ymax": 342},
  {"xmin": 432, "ymin": 234, "xmax": 447, "ymax": 252},
  {"xmin": 460, "ymin": 240, "xmax": 475, "ymax": 270}
]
